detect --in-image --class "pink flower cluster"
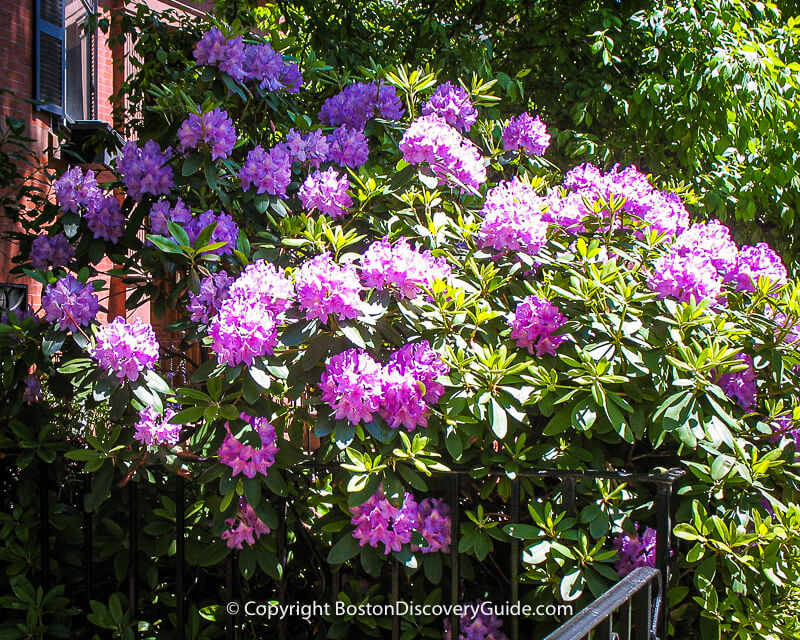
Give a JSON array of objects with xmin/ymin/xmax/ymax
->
[
  {"xmin": 509, "ymin": 295, "xmax": 567, "ymax": 357},
  {"xmin": 116, "ymin": 140, "xmax": 174, "ymax": 201},
  {"xmin": 319, "ymin": 341, "xmax": 448, "ymax": 430},
  {"xmin": 178, "ymin": 108, "xmax": 237, "ymax": 160},
  {"xmin": 91, "ymin": 317, "xmax": 159, "ymax": 382},
  {"xmin": 194, "ymin": 28, "xmax": 302, "ymax": 92},
  {"xmin": 42, "ymin": 275, "xmax": 100, "ymax": 332},
  {"xmin": 360, "ymin": 237, "xmax": 452, "ymax": 298},
  {"xmin": 187, "ymin": 272, "xmax": 233, "ymax": 324},
  {"xmin": 222, "ymin": 499, "xmax": 271, "ymax": 549},
  {"xmin": 421, "ymin": 82, "xmax": 477, "ymax": 133},
  {"xmin": 30, "ymin": 233, "xmax": 75, "ymax": 270},
  {"xmin": 503, "ymin": 112, "xmax": 550, "ymax": 156},
  {"xmin": 478, "ymin": 178, "xmax": 549, "ymax": 254},
  {"xmin": 399, "ymin": 114, "xmax": 487, "ymax": 191},
  {"xmin": 238, "ymin": 144, "xmax": 292, "ymax": 197},
  {"xmin": 729, "ymin": 243, "xmax": 788, "ymax": 293},
  {"xmin": 613, "ymin": 525, "xmax": 657, "ymax": 577},
  {"xmin": 294, "ymin": 253, "xmax": 363, "ymax": 323},
  {"xmin": 443, "ymin": 601, "xmax": 508, "ymax": 640},
  {"xmin": 298, "ymin": 168, "xmax": 353, "ymax": 219},
  {"xmin": 319, "ymin": 81, "xmax": 404, "ymax": 130},
  {"xmin": 218, "ymin": 413, "xmax": 279, "ymax": 478},
  {"xmin": 350, "ymin": 491, "xmax": 452, "ymax": 555},
  {"xmin": 133, "ymin": 405, "xmax": 182, "ymax": 446},
  {"xmin": 650, "ymin": 250, "xmax": 725, "ymax": 305},
  {"xmin": 209, "ymin": 260, "xmax": 294, "ymax": 367}
]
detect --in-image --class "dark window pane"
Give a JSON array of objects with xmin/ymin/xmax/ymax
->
[{"xmin": 40, "ymin": 32, "xmax": 63, "ymax": 107}]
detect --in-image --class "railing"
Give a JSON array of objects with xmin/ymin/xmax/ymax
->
[{"xmin": 542, "ymin": 566, "xmax": 662, "ymax": 640}]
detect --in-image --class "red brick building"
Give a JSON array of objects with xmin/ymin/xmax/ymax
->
[{"xmin": 0, "ymin": 0, "xmax": 209, "ymax": 327}]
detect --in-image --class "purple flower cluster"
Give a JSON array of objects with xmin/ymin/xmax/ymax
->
[
  {"xmin": 150, "ymin": 198, "xmax": 192, "ymax": 236},
  {"xmin": 42, "ymin": 275, "xmax": 100, "ymax": 332},
  {"xmin": 294, "ymin": 254, "xmax": 363, "ymax": 323},
  {"xmin": 613, "ymin": 526, "xmax": 657, "ymax": 577},
  {"xmin": 412, "ymin": 498, "xmax": 451, "ymax": 553},
  {"xmin": 718, "ymin": 353, "xmax": 757, "ymax": 410},
  {"xmin": 326, "ymin": 126, "xmax": 369, "ymax": 168},
  {"xmin": 478, "ymin": 179, "xmax": 549, "ymax": 253},
  {"xmin": 421, "ymin": 82, "xmax": 477, "ymax": 133},
  {"xmin": 771, "ymin": 416, "xmax": 800, "ymax": 456},
  {"xmin": 222, "ymin": 499, "xmax": 270, "ymax": 549},
  {"xmin": 400, "ymin": 114, "xmax": 486, "ymax": 191},
  {"xmin": 361, "ymin": 237, "xmax": 452, "ymax": 298},
  {"xmin": 116, "ymin": 140, "xmax": 174, "ymax": 201},
  {"xmin": 503, "ymin": 112, "xmax": 550, "ymax": 156},
  {"xmin": 149, "ymin": 199, "xmax": 238, "ymax": 255},
  {"xmin": 319, "ymin": 342, "xmax": 448, "ymax": 430},
  {"xmin": 350, "ymin": 490, "xmax": 419, "ymax": 554},
  {"xmin": 281, "ymin": 129, "xmax": 329, "ymax": 168},
  {"xmin": 178, "ymin": 108, "xmax": 237, "ymax": 160},
  {"xmin": 563, "ymin": 163, "xmax": 689, "ymax": 238},
  {"xmin": 194, "ymin": 28, "xmax": 302, "ymax": 92},
  {"xmin": 30, "ymin": 233, "xmax": 75, "ymax": 270},
  {"xmin": 23, "ymin": 375, "xmax": 41, "ymax": 403},
  {"xmin": 85, "ymin": 195, "xmax": 125, "ymax": 244},
  {"xmin": 208, "ymin": 260, "xmax": 293, "ymax": 367},
  {"xmin": 91, "ymin": 317, "xmax": 159, "ymax": 382},
  {"xmin": 54, "ymin": 166, "xmax": 100, "ymax": 213},
  {"xmin": 509, "ymin": 295, "xmax": 567, "ymax": 357},
  {"xmin": 218, "ymin": 413, "xmax": 279, "ymax": 478},
  {"xmin": 298, "ymin": 168, "xmax": 353, "ymax": 219},
  {"xmin": 443, "ymin": 601, "xmax": 508, "ymax": 640},
  {"xmin": 187, "ymin": 271, "xmax": 233, "ymax": 323},
  {"xmin": 319, "ymin": 82, "xmax": 404, "ymax": 130},
  {"xmin": 671, "ymin": 220, "xmax": 739, "ymax": 273},
  {"xmin": 133, "ymin": 405, "xmax": 182, "ymax": 446},
  {"xmin": 543, "ymin": 191, "xmax": 588, "ymax": 234},
  {"xmin": 650, "ymin": 250, "xmax": 724, "ymax": 305},
  {"xmin": 239, "ymin": 144, "xmax": 292, "ymax": 197},
  {"xmin": 727, "ymin": 243, "xmax": 788, "ymax": 293}
]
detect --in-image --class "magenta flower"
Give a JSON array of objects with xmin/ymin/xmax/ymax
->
[
  {"xmin": 91, "ymin": 317, "xmax": 159, "ymax": 382},
  {"xmin": 30, "ymin": 233, "xmax": 75, "ymax": 270},
  {"xmin": 326, "ymin": 126, "xmax": 369, "ymax": 168},
  {"xmin": 412, "ymin": 498, "xmax": 451, "ymax": 553},
  {"xmin": 85, "ymin": 195, "xmax": 125, "ymax": 244},
  {"xmin": 226, "ymin": 260, "xmax": 295, "ymax": 316},
  {"xmin": 387, "ymin": 341, "xmax": 449, "ymax": 403},
  {"xmin": 116, "ymin": 140, "xmax": 174, "ymax": 201},
  {"xmin": 281, "ymin": 129, "xmax": 329, "ymax": 168},
  {"xmin": 239, "ymin": 144, "xmax": 292, "ymax": 198},
  {"xmin": 543, "ymin": 191, "xmax": 588, "ymax": 234},
  {"xmin": 502, "ymin": 112, "xmax": 550, "ymax": 156},
  {"xmin": 178, "ymin": 108, "xmax": 237, "ymax": 160},
  {"xmin": 54, "ymin": 165, "xmax": 101, "ymax": 213},
  {"xmin": 378, "ymin": 366, "xmax": 429, "ymax": 431},
  {"xmin": 42, "ymin": 274, "xmax": 100, "ymax": 332},
  {"xmin": 149, "ymin": 198, "xmax": 192, "ymax": 236},
  {"xmin": 133, "ymin": 406, "xmax": 182, "ymax": 446},
  {"xmin": 478, "ymin": 178, "xmax": 549, "ymax": 254},
  {"xmin": 509, "ymin": 295, "xmax": 567, "ymax": 357},
  {"xmin": 443, "ymin": 601, "xmax": 508, "ymax": 640},
  {"xmin": 222, "ymin": 499, "xmax": 270, "ymax": 549},
  {"xmin": 187, "ymin": 271, "xmax": 233, "ymax": 323},
  {"xmin": 421, "ymin": 82, "xmax": 477, "ymax": 133},
  {"xmin": 613, "ymin": 526, "xmax": 657, "ymax": 577},
  {"xmin": 319, "ymin": 81, "xmax": 404, "ymax": 130},
  {"xmin": 298, "ymin": 168, "xmax": 353, "ymax": 219},
  {"xmin": 718, "ymin": 353, "xmax": 757, "ymax": 410},
  {"xmin": 361, "ymin": 237, "xmax": 452, "ymax": 299},
  {"xmin": 650, "ymin": 250, "xmax": 724, "ymax": 305},
  {"xmin": 350, "ymin": 489, "xmax": 419, "ymax": 554},
  {"xmin": 727, "ymin": 243, "xmax": 787, "ymax": 293},
  {"xmin": 319, "ymin": 348, "xmax": 383, "ymax": 424},
  {"xmin": 671, "ymin": 220, "xmax": 739, "ymax": 274},
  {"xmin": 209, "ymin": 296, "xmax": 280, "ymax": 367},
  {"xmin": 295, "ymin": 254, "xmax": 363, "ymax": 323},
  {"xmin": 193, "ymin": 27, "xmax": 230, "ymax": 66},
  {"xmin": 242, "ymin": 42, "xmax": 284, "ymax": 89},
  {"xmin": 218, "ymin": 413, "xmax": 279, "ymax": 478}
]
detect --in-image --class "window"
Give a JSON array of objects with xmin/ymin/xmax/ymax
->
[{"xmin": 35, "ymin": 0, "xmax": 98, "ymax": 122}]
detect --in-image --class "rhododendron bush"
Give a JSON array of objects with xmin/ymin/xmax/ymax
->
[{"xmin": 4, "ymin": 8, "xmax": 800, "ymax": 640}]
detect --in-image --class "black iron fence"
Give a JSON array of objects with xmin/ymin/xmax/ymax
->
[{"xmin": 27, "ymin": 459, "xmax": 685, "ymax": 640}]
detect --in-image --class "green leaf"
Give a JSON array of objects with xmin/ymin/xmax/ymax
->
[
  {"xmin": 146, "ymin": 235, "xmax": 185, "ymax": 256},
  {"xmin": 490, "ymin": 398, "xmax": 508, "ymax": 439},
  {"xmin": 327, "ymin": 534, "xmax": 360, "ymax": 564}
]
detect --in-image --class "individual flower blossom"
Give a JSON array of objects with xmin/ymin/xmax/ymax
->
[
  {"xmin": 319, "ymin": 348, "xmax": 383, "ymax": 424},
  {"xmin": 222, "ymin": 499, "xmax": 270, "ymax": 549},
  {"xmin": 509, "ymin": 295, "xmax": 567, "ymax": 357},
  {"xmin": 149, "ymin": 197, "xmax": 193, "ymax": 236},
  {"xmin": 209, "ymin": 296, "xmax": 280, "ymax": 367},
  {"xmin": 543, "ymin": 191, "xmax": 588, "ymax": 234},
  {"xmin": 278, "ymin": 61, "xmax": 303, "ymax": 92},
  {"xmin": 226, "ymin": 260, "xmax": 295, "ymax": 316},
  {"xmin": 133, "ymin": 405, "xmax": 182, "ymax": 446},
  {"xmin": 350, "ymin": 489, "xmax": 419, "ymax": 554},
  {"xmin": 717, "ymin": 353, "xmax": 757, "ymax": 410},
  {"xmin": 671, "ymin": 220, "xmax": 739, "ymax": 274},
  {"xmin": 412, "ymin": 498, "xmax": 451, "ymax": 553},
  {"xmin": 295, "ymin": 253, "xmax": 364, "ymax": 323},
  {"xmin": 242, "ymin": 42, "xmax": 284, "ymax": 90},
  {"xmin": 650, "ymin": 250, "xmax": 724, "ymax": 305},
  {"xmin": 326, "ymin": 126, "xmax": 369, "ymax": 168},
  {"xmin": 22, "ymin": 375, "xmax": 41, "ymax": 403},
  {"xmin": 42, "ymin": 274, "xmax": 100, "ymax": 332},
  {"xmin": 613, "ymin": 525, "xmax": 657, "ymax": 577},
  {"xmin": 387, "ymin": 341, "xmax": 449, "ymax": 404},
  {"xmin": 54, "ymin": 165, "xmax": 101, "ymax": 212},
  {"xmin": 281, "ymin": 129, "xmax": 329, "ymax": 168},
  {"xmin": 421, "ymin": 82, "xmax": 477, "ymax": 133},
  {"xmin": 116, "ymin": 140, "xmax": 174, "ymax": 201},
  {"xmin": 193, "ymin": 27, "xmax": 230, "ymax": 66},
  {"xmin": 298, "ymin": 168, "xmax": 353, "ymax": 219},
  {"xmin": 727, "ymin": 243, "xmax": 788, "ymax": 293},
  {"xmin": 443, "ymin": 601, "xmax": 508, "ymax": 640},
  {"xmin": 360, "ymin": 237, "xmax": 452, "ymax": 298},
  {"xmin": 91, "ymin": 317, "xmax": 159, "ymax": 382},
  {"xmin": 319, "ymin": 81, "xmax": 403, "ymax": 130},
  {"xmin": 238, "ymin": 144, "xmax": 292, "ymax": 198},
  {"xmin": 378, "ymin": 366, "xmax": 429, "ymax": 431},
  {"xmin": 30, "ymin": 233, "xmax": 75, "ymax": 270},
  {"xmin": 187, "ymin": 271, "xmax": 233, "ymax": 323},
  {"xmin": 399, "ymin": 114, "xmax": 487, "ymax": 191},
  {"xmin": 478, "ymin": 179, "xmax": 549, "ymax": 253},
  {"xmin": 502, "ymin": 112, "xmax": 550, "ymax": 156},
  {"xmin": 218, "ymin": 413, "xmax": 279, "ymax": 478},
  {"xmin": 178, "ymin": 108, "xmax": 237, "ymax": 161},
  {"xmin": 84, "ymin": 195, "xmax": 125, "ymax": 244}
]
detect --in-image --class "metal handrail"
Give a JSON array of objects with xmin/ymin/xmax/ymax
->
[{"xmin": 542, "ymin": 567, "xmax": 662, "ymax": 640}]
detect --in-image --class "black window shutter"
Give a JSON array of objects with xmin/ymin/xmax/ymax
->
[{"xmin": 35, "ymin": 0, "xmax": 65, "ymax": 116}]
